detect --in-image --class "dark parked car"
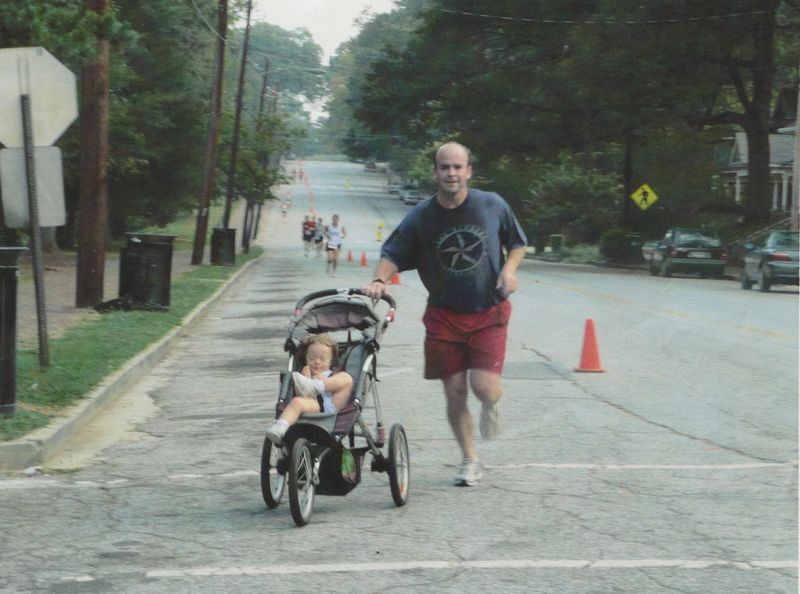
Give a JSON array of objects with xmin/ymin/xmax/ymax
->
[
  {"xmin": 740, "ymin": 230, "xmax": 799, "ymax": 292},
  {"xmin": 648, "ymin": 228, "xmax": 728, "ymax": 278}
]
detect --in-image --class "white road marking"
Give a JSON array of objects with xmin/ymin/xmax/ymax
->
[
  {"xmin": 220, "ymin": 470, "xmax": 259, "ymax": 477},
  {"xmin": 487, "ymin": 462, "xmax": 796, "ymax": 471},
  {"xmin": 60, "ymin": 576, "xmax": 95, "ymax": 583},
  {"xmin": 375, "ymin": 366, "xmax": 415, "ymax": 378},
  {"xmin": 2, "ymin": 461, "xmax": 793, "ymax": 491},
  {"xmin": 145, "ymin": 558, "xmax": 798, "ymax": 578}
]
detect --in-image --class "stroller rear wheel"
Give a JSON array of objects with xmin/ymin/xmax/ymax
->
[
  {"xmin": 289, "ymin": 437, "xmax": 316, "ymax": 526},
  {"xmin": 260, "ymin": 437, "xmax": 285, "ymax": 508},
  {"xmin": 387, "ymin": 424, "xmax": 410, "ymax": 507}
]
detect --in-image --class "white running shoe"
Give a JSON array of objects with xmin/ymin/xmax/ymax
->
[
  {"xmin": 292, "ymin": 372, "xmax": 321, "ymax": 400},
  {"xmin": 480, "ymin": 399, "xmax": 502, "ymax": 439},
  {"xmin": 455, "ymin": 458, "xmax": 483, "ymax": 486},
  {"xmin": 264, "ymin": 421, "xmax": 287, "ymax": 445}
]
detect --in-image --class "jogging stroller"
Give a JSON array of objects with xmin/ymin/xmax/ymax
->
[{"xmin": 260, "ymin": 288, "xmax": 410, "ymax": 527}]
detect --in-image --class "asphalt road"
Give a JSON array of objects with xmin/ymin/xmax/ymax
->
[{"xmin": 0, "ymin": 160, "xmax": 796, "ymax": 593}]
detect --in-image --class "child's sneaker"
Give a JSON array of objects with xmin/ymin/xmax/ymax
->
[
  {"xmin": 265, "ymin": 420, "xmax": 288, "ymax": 445},
  {"xmin": 454, "ymin": 458, "xmax": 483, "ymax": 486},
  {"xmin": 292, "ymin": 372, "xmax": 321, "ymax": 399},
  {"xmin": 480, "ymin": 399, "xmax": 502, "ymax": 439}
]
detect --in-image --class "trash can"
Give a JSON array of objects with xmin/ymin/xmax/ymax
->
[
  {"xmin": 119, "ymin": 233, "xmax": 176, "ymax": 308},
  {"xmin": 549, "ymin": 234, "xmax": 565, "ymax": 253},
  {"xmin": 211, "ymin": 227, "xmax": 236, "ymax": 266},
  {"xmin": 625, "ymin": 233, "xmax": 644, "ymax": 264},
  {"xmin": 0, "ymin": 247, "xmax": 27, "ymax": 416}
]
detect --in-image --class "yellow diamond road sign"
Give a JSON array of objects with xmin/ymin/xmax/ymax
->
[{"xmin": 631, "ymin": 183, "xmax": 658, "ymax": 210}]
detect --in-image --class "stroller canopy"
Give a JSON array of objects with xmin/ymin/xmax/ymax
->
[{"xmin": 285, "ymin": 295, "xmax": 383, "ymax": 354}]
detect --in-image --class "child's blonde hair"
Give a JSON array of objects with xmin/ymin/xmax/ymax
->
[{"xmin": 299, "ymin": 334, "xmax": 338, "ymax": 367}]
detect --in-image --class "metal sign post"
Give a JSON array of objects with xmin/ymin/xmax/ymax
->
[
  {"xmin": 0, "ymin": 47, "xmax": 78, "ymax": 373},
  {"xmin": 20, "ymin": 93, "xmax": 49, "ymax": 369}
]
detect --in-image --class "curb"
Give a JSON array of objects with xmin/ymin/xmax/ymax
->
[{"xmin": 0, "ymin": 256, "xmax": 262, "ymax": 471}]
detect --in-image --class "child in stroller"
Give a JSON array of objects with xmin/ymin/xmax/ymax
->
[
  {"xmin": 264, "ymin": 334, "xmax": 354, "ymax": 445},
  {"xmin": 261, "ymin": 288, "xmax": 410, "ymax": 527}
]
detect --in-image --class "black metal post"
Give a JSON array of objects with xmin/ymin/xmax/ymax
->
[{"xmin": 0, "ymin": 247, "xmax": 28, "ymax": 416}]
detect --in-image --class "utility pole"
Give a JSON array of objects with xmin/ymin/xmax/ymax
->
[
  {"xmin": 791, "ymin": 54, "xmax": 799, "ymax": 232},
  {"xmin": 222, "ymin": 0, "xmax": 253, "ymax": 229},
  {"xmin": 257, "ymin": 57, "xmax": 270, "ymax": 125},
  {"xmin": 243, "ymin": 57, "xmax": 272, "ymax": 253},
  {"xmin": 75, "ymin": 0, "xmax": 110, "ymax": 308},
  {"xmin": 191, "ymin": 0, "xmax": 227, "ymax": 265}
]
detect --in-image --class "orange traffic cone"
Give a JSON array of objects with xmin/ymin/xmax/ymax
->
[
  {"xmin": 360, "ymin": 252, "xmax": 368, "ymax": 267},
  {"xmin": 574, "ymin": 319, "xmax": 605, "ymax": 373},
  {"xmin": 390, "ymin": 272, "xmax": 401, "ymax": 285},
  {"xmin": 347, "ymin": 249, "xmax": 353, "ymax": 262}
]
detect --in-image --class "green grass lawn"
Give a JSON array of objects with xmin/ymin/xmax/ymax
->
[{"xmin": 1, "ymin": 247, "xmax": 262, "ymax": 442}]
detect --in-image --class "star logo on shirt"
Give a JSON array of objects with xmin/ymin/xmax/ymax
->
[{"xmin": 436, "ymin": 225, "xmax": 486, "ymax": 273}]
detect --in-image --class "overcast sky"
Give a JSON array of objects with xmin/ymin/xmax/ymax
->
[{"xmin": 251, "ymin": 0, "xmax": 398, "ymax": 63}]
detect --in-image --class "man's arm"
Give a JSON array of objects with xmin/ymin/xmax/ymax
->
[
  {"xmin": 362, "ymin": 257, "xmax": 399, "ymax": 298},
  {"xmin": 496, "ymin": 245, "xmax": 526, "ymax": 297}
]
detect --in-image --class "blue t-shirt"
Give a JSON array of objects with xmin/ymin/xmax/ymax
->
[{"xmin": 381, "ymin": 189, "xmax": 527, "ymax": 312}]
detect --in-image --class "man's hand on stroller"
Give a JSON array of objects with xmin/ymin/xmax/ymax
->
[
  {"xmin": 362, "ymin": 278, "xmax": 390, "ymax": 300},
  {"xmin": 363, "ymin": 258, "xmax": 398, "ymax": 301}
]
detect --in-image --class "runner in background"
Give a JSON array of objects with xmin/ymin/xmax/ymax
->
[
  {"xmin": 325, "ymin": 214, "xmax": 347, "ymax": 276},
  {"xmin": 302, "ymin": 215, "xmax": 316, "ymax": 256}
]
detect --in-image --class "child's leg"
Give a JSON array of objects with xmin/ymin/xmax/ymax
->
[
  {"xmin": 279, "ymin": 395, "xmax": 321, "ymax": 425},
  {"xmin": 323, "ymin": 371, "xmax": 353, "ymax": 410},
  {"xmin": 266, "ymin": 395, "xmax": 320, "ymax": 445}
]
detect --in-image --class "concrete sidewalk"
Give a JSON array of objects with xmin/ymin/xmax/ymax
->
[{"xmin": 2, "ymin": 200, "xmax": 260, "ymax": 470}]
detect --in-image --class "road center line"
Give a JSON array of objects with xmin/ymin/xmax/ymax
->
[{"xmin": 144, "ymin": 558, "xmax": 798, "ymax": 578}]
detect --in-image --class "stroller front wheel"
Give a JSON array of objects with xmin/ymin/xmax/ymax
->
[
  {"xmin": 388, "ymin": 424, "xmax": 410, "ymax": 507},
  {"xmin": 289, "ymin": 437, "xmax": 316, "ymax": 526},
  {"xmin": 260, "ymin": 437, "xmax": 286, "ymax": 508}
]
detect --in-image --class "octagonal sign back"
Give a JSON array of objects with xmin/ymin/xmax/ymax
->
[{"xmin": 0, "ymin": 47, "xmax": 78, "ymax": 148}]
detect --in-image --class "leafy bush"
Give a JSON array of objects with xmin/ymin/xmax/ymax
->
[{"xmin": 525, "ymin": 154, "xmax": 621, "ymax": 248}]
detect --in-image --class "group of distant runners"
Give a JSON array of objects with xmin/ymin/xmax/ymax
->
[{"xmin": 301, "ymin": 213, "xmax": 347, "ymax": 276}]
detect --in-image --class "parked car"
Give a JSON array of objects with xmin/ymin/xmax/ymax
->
[
  {"xmin": 396, "ymin": 184, "xmax": 416, "ymax": 200},
  {"xmin": 387, "ymin": 182, "xmax": 404, "ymax": 195},
  {"xmin": 740, "ymin": 230, "xmax": 799, "ymax": 291},
  {"xmin": 401, "ymin": 188, "xmax": 425, "ymax": 205},
  {"xmin": 648, "ymin": 228, "xmax": 728, "ymax": 278}
]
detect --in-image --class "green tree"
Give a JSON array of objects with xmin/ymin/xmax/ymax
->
[
  {"xmin": 352, "ymin": 0, "xmax": 798, "ymax": 229},
  {"xmin": 322, "ymin": 0, "xmax": 432, "ymax": 161}
]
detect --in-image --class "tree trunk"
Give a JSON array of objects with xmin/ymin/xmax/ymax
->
[
  {"xmin": 75, "ymin": 0, "xmax": 110, "ymax": 307},
  {"xmin": 742, "ymin": 1, "xmax": 777, "ymax": 225}
]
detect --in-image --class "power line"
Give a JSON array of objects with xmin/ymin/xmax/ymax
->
[
  {"xmin": 438, "ymin": 7, "xmax": 780, "ymax": 26},
  {"xmin": 187, "ymin": 0, "xmax": 226, "ymax": 41}
]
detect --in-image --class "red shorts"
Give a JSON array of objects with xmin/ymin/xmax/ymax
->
[{"xmin": 422, "ymin": 301, "xmax": 511, "ymax": 379}]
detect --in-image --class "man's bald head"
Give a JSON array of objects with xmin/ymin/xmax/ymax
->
[{"xmin": 433, "ymin": 142, "xmax": 471, "ymax": 167}]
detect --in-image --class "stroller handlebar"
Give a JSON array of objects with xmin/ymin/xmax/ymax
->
[{"xmin": 292, "ymin": 288, "xmax": 397, "ymax": 318}]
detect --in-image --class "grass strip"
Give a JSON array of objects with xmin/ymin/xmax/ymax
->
[{"xmin": 0, "ymin": 247, "xmax": 262, "ymax": 442}]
